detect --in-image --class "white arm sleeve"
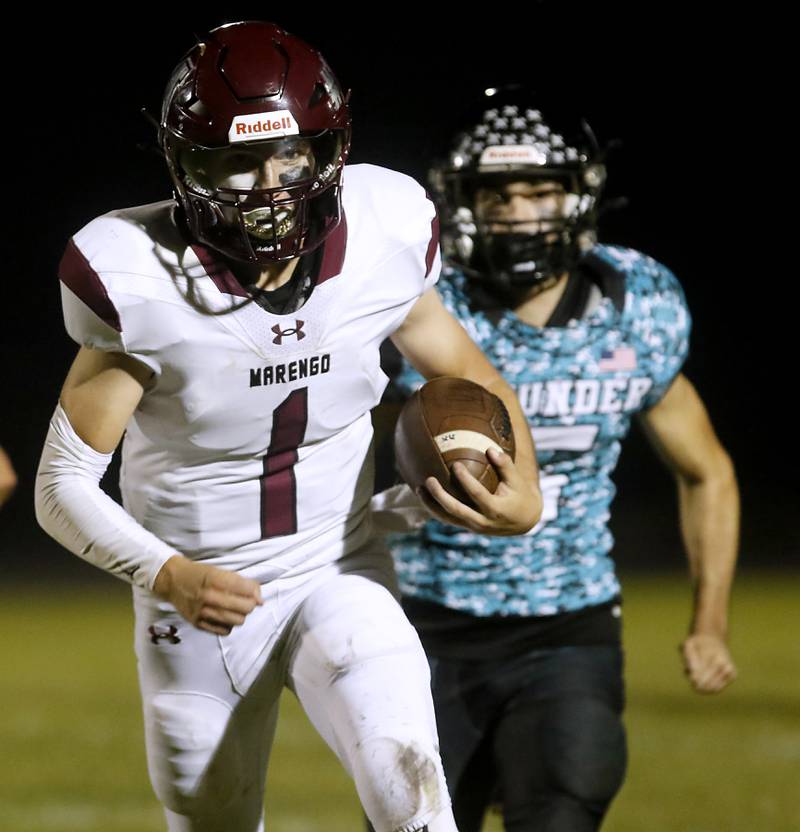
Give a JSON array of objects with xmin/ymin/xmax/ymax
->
[
  {"xmin": 34, "ymin": 404, "xmax": 178, "ymax": 591},
  {"xmin": 369, "ymin": 483, "xmax": 431, "ymax": 534}
]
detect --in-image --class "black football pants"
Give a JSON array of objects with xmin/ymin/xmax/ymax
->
[
  {"xmin": 366, "ymin": 644, "xmax": 626, "ymax": 832},
  {"xmin": 428, "ymin": 644, "xmax": 627, "ymax": 832}
]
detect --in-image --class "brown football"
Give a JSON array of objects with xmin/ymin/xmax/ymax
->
[{"xmin": 394, "ymin": 377, "xmax": 516, "ymax": 504}]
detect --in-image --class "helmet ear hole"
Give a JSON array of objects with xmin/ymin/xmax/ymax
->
[{"xmin": 584, "ymin": 164, "xmax": 606, "ymax": 189}]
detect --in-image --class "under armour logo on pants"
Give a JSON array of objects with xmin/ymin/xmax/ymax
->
[{"xmin": 149, "ymin": 625, "xmax": 181, "ymax": 644}]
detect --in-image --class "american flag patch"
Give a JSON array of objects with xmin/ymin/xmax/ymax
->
[{"xmin": 599, "ymin": 346, "xmax": 637, "ymax": 371}]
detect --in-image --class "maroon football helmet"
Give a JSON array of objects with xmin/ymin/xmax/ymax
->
[{"xmin": 160, "ymin": 21, "xmax": 351, "ymax": 263}]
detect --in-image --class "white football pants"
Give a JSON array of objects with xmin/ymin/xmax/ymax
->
[{"xmin": 134, "ymin": 546, "xmax": 458, "ymax": 832}]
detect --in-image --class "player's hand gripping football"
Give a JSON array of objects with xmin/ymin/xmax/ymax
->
[
  {"xmin": 418, "ymin": 446, "xmax": 539, "ymax": 536},
  {"xmin": 680, "ymin": 632, "xmax": 737, "ymax": 693},
  {"xmin": 153, "ymin": 555, "xmax": 263, "ymax": 636}
]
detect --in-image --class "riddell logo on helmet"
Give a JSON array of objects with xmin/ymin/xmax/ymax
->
[
  {"xmin": 479, "ymin": 145, "xmax": 547, "ymax": 166},
  {"xmin": 229, "ymin": 111, "xmax": 300, "ymax": 143}
]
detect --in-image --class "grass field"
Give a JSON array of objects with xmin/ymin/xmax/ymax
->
[{"xmin": 0, "ymin": 570, "xmax": 797, "ymax": 832}]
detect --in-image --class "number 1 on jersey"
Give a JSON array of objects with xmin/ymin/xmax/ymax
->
[{"xmin": 261, "ymin": 387, "xmax": 308, "ymax": 538}]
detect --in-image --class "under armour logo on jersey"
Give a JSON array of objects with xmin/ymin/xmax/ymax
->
[
  {"xmin": 148, "ymin": 625, "xmax": 181, "ymax": 645},
  {"xmin": 272, "ymin": 321, "xmax": 306, "ymax": 344}
]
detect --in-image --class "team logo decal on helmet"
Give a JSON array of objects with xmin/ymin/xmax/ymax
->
[
  {"xmin": 160, "ymin": 21, "xmax": 351, "ymax": 263},
  {"xmin": 431, "ymin": 87, "xmax": 607, "ymax": 297}
]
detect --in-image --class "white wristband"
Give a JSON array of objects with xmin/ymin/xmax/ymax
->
[{"xmin": 35, "ymin": 404, "xmax": 178, "ymax": 590}]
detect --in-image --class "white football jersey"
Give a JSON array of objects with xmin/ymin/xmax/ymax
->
[{"xmin": 58, "ymin": 164, "xmax": 440, "ymax": 584}]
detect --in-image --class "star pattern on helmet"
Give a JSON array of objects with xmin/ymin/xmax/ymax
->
[{"xmin": 452, "ymin": 104, "xmax": 584, "ymax": 169}]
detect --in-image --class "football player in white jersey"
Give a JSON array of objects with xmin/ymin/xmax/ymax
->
[{"xmin": 34, "ymin": 24, "xmax": 543, "ymax": 832}]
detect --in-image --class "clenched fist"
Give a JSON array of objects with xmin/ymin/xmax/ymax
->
[
  {"xmin": 153, "ymin": 555, "xmax": 263, "ymax": 636},
  {"xmin": 681, "ymin": 633, "xmax": 737, "ymax": 694}
]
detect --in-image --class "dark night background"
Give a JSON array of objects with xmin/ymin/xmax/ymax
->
[{"xmin": 0, "ymin": 6, "xmax": 793, "ymax": 580}]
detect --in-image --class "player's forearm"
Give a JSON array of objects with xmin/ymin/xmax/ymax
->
[
  {"xmin": 35, "ymin": 404, "xmax": 179, "ymax": 590},
  {"xmin": 678, "ymin": 451, "xmax": 739, "ymax": 637}
]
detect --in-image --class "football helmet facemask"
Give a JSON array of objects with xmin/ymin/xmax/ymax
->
[
  {"xmin": 431, "ymin": 87, "xmax": 606, "ymax": 298},
  {"xmin": 160, "ymin": 21, "xmax": 351, "ymax": 263}
]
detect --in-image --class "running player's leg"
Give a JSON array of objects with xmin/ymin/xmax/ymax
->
[
  {"xmin": 365, "ymin": 653, "xmax": 497, "ymax": 832},
  {"xmin": 493, "ymin": 645, "xmax": 627, "ymax": 832},
  {"xmin": 135, "ymin": 593, "xmax": 281, "ymax": 832},
  {"xmin": 425, "ymin": 655, "xmax": 499, "ymax": 832},
  {"xmin": 288, "ymin": 569, "xmax": 458, "ymax": 832}
]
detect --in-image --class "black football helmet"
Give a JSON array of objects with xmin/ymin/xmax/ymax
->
[
  {"xmin": 430, "ymin": 86, "xmax": 606, "ymax": 298},
  {"xmin": 160, "ymin": 21, "xmax": 351, "ymax": 263}
]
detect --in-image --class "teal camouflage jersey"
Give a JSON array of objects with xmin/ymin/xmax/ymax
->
[{"xmin": 389, "ymin": 244, "xmax": 691, "ymax": 617}]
